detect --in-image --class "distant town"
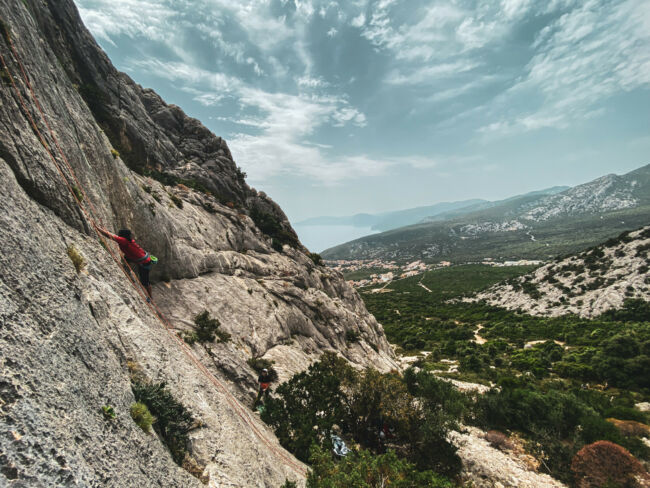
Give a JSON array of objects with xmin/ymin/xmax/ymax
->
[{"xmin": 326, "ymin": 258, "xmax": 544, "ymax": 288}]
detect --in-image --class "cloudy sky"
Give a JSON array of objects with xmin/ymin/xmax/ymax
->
[{"xmin": 75, "ymin": 0, "xmax": 650, "ymax": 222}]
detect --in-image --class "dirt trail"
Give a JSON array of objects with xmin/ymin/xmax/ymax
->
[
  {"xmin": 474, "ymin": 324, "xmax": 487, "ymax": 344},
  {"xmin": 418, "ymin": 282, "xmax": 433, "ymax": 293}
]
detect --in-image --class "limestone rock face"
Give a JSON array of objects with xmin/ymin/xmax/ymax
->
[{"xmin": 0, "ymin": 1, "xmax": 395, "ymax": 486}]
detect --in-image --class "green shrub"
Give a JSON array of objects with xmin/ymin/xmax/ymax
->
[
  {"xmin": 180, "ymin": 331, "xmax": 199, "ymax": 345},
  {"xmin": 101, "ymin": 405, "xmax": 116, "ymax": 420},
  {"xmin": 66, "ymin": 245, "xmax": 86, "ymax": 273},
  {"xmin": 71, "ymin": 185, "xmax": 84, "ymax": 202},
  {"xmin": 345, "ymin": 329, "xmax": 360, "ymax": 343},
  {"xmin": 202, "ymin": 202, "xmax": 216, "ymax": 214},
  {"xmin": 193, "ymin": 310, "xmax": 230, "ymax": 343},
  {"xmin": 110, "ymin": 148, "xmax": 120, "ymax": 159},
  {"xmin": 280, "ymin": 480, "xmax": 298, "ymax": 488},
  {"xmin": 130, "ymin": 402, "xmax": 154, "ymax": 432},
  {"xmin": 271, "ymin": 238, "xmax": 283, "ymax": 252},
  {"xmin": 472, "ymin": 385, "xmax": 634, "ymax": 483},
  {"xmin": 170, "ymin": 194, "xmax": 183, "ymax": 209},
  {"xmin": 132, "ymin": 381, "xmax": 194, "ymax": 464},
  {"xmin": 309, "ymin": 253, "xmax": 323, "ymax": 266}
]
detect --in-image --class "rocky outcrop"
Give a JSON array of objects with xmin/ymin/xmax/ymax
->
[
  {"xmin": 0, "ymin": 1, "xmax": 395, "ymax": 486},
  {"xmin": 471, "ymin": 226, "xmax": 650, "ymax": 317},
  {"xmin": 451, "ymin": 427, "xmax": 566, "ymax": 488}
]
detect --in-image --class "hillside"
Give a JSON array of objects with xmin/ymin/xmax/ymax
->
[
  {"xmin": 0, "ymin": 1, "xmax": 395, "ymax": 486},
  {"xmin": 322, "ymin": 165, "xmax": 650, "ymax": 263},
  {"xmin": 473, "ymin": 226, "xmax": 650, "ymax": 317}
]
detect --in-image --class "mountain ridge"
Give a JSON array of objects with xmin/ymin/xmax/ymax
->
[{"xmin": 322, "ymin": 164, "xmax": 650, "ymax": 263}]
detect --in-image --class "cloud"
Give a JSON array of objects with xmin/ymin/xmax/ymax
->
[
  {"xmin": 479, "ymin": 0, "xmax": 650, "ymax": 136},
  {"xmin": 77, "ymin": 0, "xmax": 178, "ymax": 44},
  {"xmin": 124, "ymin": 55, "xmax": 377, "ymax": 183},
  {"xmin": 350, "ymin": 13, "xmax": 366, "ymax": 28},
  {"xmin": 77, "ymin": 0, "xmax": 650, "ymax": 194},
  {"xmin": 296, "ymin": 75, "xmax": 330, "ymax": 88},
  {"xmin": 386, "ymin": 60, "xmax": 481, "ymax": 86}
]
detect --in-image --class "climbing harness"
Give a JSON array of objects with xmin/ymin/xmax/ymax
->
[{"xmin": 0, "ymin": 22, "xmax": 307, "ymax": 477}]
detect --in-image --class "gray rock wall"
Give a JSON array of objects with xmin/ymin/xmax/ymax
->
[{"xmin": 0, "ymin": 0, "xmax": 396, "ymax": 485}]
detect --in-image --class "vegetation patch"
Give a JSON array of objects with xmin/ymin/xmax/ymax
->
[
  {"xmin": 131, "ymin": 380, "xmax": 194, "ymax": 464},
  {"xmin": 143, "ymin": 168, "xmax": 213, "ymax": 196},
  {"xmin": 169, "ymin": 193, "xmax": 183, "ymax": 209},
  {"xmin": 130, "ymin": 402, "xmax": 154, "ymax": 433},
  {"xmin": 192, "ymin": 310, "xmax": 230, "ymax": 343},
  {"xmin": 345, "ymin": 329, "xmax": 360, "ymax": 344},
  {"xmin": 101, "ymin": 405, "xmax": 116, "ymax": 420},
  {"xmin": 1, "ymin": 67, "xmax": 12, "ymax": 86},
  {"xmin": 110, "ymin": 148, "xmax": 119, "ymax": 159},
  {"xmin": 307, "ymin": 446, "xmax": 453, "ymax": 487},
  {"xmin": 571, "ymin": 441, "xmax": 649, "ymax": 488},
  {"xmin": 71, "ymin": 185, "xmax": 84, "ymax": 202},
  {"xmin": 250, "ymin": 206, "xmax": 299, "ymax": 249},
  {"xmin": 66, "ymin": 245, "xmax": 86, "ymax": 273},
  {"xmin": 262, "ymin": 354, "xmax": 463, "ymax": 480},
  {"xmin": 309, "ymin": 252, "xmax": 323, "ymax": 266},
  {"xmin": 358, "ymin": 264, "xmax": 650, "ymax": 483}
]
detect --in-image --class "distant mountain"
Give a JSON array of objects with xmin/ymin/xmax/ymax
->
[
  {"xmin": 420, "ymin": 186, "xmax": 570, "ymax": 224},
  {"xmin": 322, "ymin": 164, "xmax": 650, "ymax": 263},
  {"xmin": 296, "ymin": 199, "xmax": 486, "ymax": 232},
  {"xmin": 472, "ymin": 226, "xmax": 650, "ymax": 317}
]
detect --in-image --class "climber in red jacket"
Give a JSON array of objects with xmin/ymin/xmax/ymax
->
[{"xmin": 95, "ymin": 225, "xmax": 156, "ymax": 300}]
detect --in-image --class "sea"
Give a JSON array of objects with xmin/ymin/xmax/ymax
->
[{"xmin": 292, "ymin": 224, "xmax": 378, "ymax": 254}]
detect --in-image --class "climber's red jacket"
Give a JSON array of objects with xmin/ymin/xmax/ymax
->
[{"xmin": 113, "ymin": 235, "xmax": 150, "ymax": 263}]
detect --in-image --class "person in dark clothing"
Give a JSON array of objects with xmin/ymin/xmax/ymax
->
[
  {"xmin": 95, "ymin": 225, "xmax": 156, "ymax": 300},
  {"xmin": 253, "ymin": 368, "xmax": 272, "ymax": 409}
]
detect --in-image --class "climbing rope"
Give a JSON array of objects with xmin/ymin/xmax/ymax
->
[{"xmin": 0, "ymin": 24, "xmax": 307, "ymax": 477}]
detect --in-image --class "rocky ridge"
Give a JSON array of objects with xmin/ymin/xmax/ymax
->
[
  {"xmin": 471, "ymin": 226, "xmax": 650, "ymax": 317},
  {"xmin": 519, "ymin": 173, "xmax": 644, "ymax": 222},
  {"xmin": 0, "ymin": 1, "xmax": 395, "ymax": 486}
]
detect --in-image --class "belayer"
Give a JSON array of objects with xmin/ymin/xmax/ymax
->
[
  {"xmin": 95, "ymin": 225, "xmax": 157, "ymax": 300},
  {"xmin": 253, "ymin": 368, "xmax": 272, "ymax": 409}
]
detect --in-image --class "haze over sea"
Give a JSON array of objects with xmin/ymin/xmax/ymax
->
[{"xmin": 292, "ymin": 224, "xmax": 377, "ymax": 253}]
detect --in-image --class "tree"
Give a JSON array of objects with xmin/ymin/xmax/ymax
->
[{"xmin": 307, "ymin": 446, "xmax": 452, "ymax": 488}]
